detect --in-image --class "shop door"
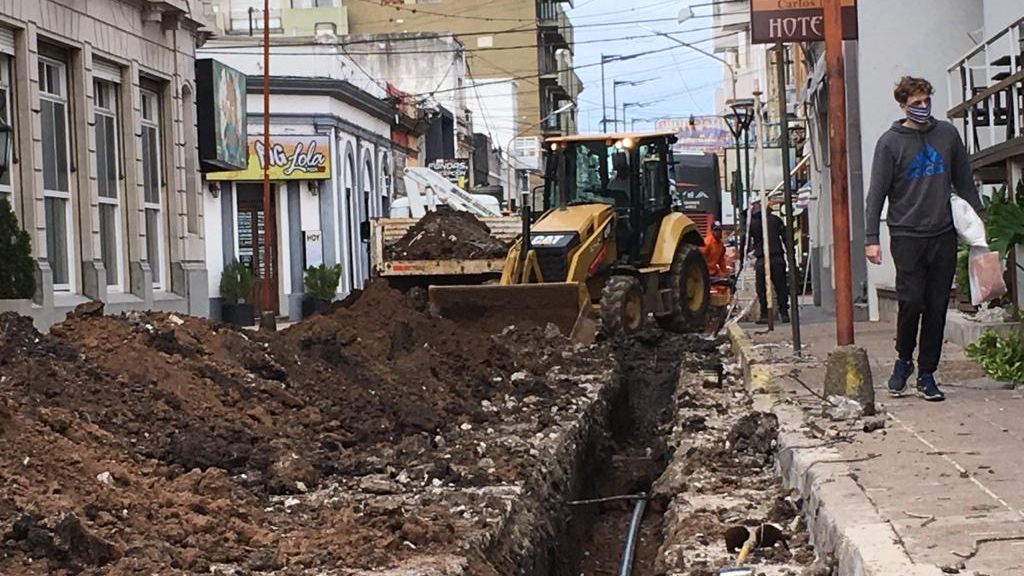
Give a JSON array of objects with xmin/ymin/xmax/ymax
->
[{"xmin": 236, "ymin": 184, "xmax": 279, "ymax": 314}]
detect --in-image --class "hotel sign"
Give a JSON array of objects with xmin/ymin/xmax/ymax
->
[
  {"xmin": 207, "ymin": 136, "xmax": 332, "ymax": 181},
  {"xmin": 751, "ymin": 0, "xmax": 858, "ymax": 44}
]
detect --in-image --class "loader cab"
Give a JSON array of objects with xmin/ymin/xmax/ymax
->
[{"xmin": 545, "ymin": 132, "xmax": 677, "ymax": 264}]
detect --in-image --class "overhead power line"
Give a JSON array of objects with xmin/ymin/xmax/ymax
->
[
  {"xmin": 346, "ymin": 0, "xmax": 536, "ymax": 23},
  {"xmin": 407, "ymin": 28, "xmax": 742, "ymax": 99},
  {"xmin": 202, "ymin": 23, "xmax": 723, "ymax": 55}
]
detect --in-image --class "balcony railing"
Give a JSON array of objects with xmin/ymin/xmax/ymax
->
[
  {"xmin": 947, "ymin": 16, "xmax": 1024, "ymax": 169},
  {"xmin": 538, "ymin": 0, "xmax": 572, "ymax": 49}
]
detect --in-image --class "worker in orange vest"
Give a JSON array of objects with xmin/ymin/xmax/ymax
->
[{"xmin": 701, "ymin": 221, "xmax": 729, "ymax": 278}]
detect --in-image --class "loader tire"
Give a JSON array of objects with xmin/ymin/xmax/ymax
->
[
  {"xmin": 657, "ymin": 243, "xmax": 710, "ymax": 333},
  {"xmin": 601, "ymin": 275, "xmax": 644, "ymax": 339}
]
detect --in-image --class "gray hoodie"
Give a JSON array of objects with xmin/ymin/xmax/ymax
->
[{"xmin": 864, "ymin": 119, "xmax": 985, "ymax": 245}]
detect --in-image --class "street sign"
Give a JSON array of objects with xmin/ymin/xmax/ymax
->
[{"xmin": 750, "ymin": 0, "xmax": 857, "ymax": 44}]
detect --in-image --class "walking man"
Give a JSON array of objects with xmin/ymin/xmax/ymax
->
[
  {"xmin": 747, "ymin": 199, "xmax": 790, "ymax": 324},
  {"xmin": 865, "ymin": 76, "xmax": 986, "ymax": 402}
]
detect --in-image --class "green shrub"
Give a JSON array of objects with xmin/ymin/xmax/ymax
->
[
  {"xmin": 956, "ymin": 241, "xmax": 970, "ymax": 300},
  {"xmin": 966, "ymin": 330, "xmax": 1024, "ymax": 383},
  {"xmin": 984, "ymin": 181, "xmax": 1024, "ymax": 259},
  {"xmin": 0, "ymin": 197, "xmax": 35, "ymax": 299},
  {"xmin": 304, "ymin": 263, "xmax": 342, "ymax": 302},
  {"xmin": 220, "ymin": 259, "xmax": 255, "ymax": 304}
]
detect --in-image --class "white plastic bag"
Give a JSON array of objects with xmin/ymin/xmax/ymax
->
[
  {"xmin": 968, "ymin": 246, "xmax": 1007, "ymax": 306},
  {"xmin": 952, "ymin": 195, "xmax": 987, "ymax": 248}
]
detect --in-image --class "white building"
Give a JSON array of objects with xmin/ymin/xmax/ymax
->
[
  {"xmin": 197, "ymin": 45, "xmax": 400, "ymax": 320},
  {"xmin": 0, "ymin": 0, "xmax": 209, "ymax": 329}
]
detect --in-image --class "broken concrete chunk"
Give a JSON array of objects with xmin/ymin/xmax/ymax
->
[{"xmin": 862, "ymin": 416, "xmax": 887, "ymax": 433}]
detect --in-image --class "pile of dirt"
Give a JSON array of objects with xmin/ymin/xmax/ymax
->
[
  {"xmin": 0, "ymin": 281, "xmax": 609, "ymax": 574},
  {"xmin": 385, "ymin": 208, "xmax": 509, "ymax": 260}
]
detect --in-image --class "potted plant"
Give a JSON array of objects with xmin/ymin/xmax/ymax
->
[
  {"xmin": 220, "ymin": 259, "xmax": 256, "ymax": 327},
  {"xmin": 302, "ymin": 263, "xmax": 342, "ymax": 318},
  {"xmin": 0, "ymin": 197, "xmax": 36, "ymax": 315}
]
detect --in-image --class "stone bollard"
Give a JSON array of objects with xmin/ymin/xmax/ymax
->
[{"xmin": 824, "ymin": 345, "xmax": 875, "ymax": 416}]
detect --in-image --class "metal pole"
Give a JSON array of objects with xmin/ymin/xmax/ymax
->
[
  {"xmin": 601, "ymin": 55, "xmax": 608, "ymax": 131},
  {"xmin": 613, "ymin": 82, "xmax": 619, "ymax": 131},
  {"xmin": 260, "ymin": 0, "xmax": 275, "ymax": 329},
  {"xmin": 742, "ymin": 124, "xmax": 752, "ymax": 218},
  {"xmin": 753, "ymin": 84, "xmax": 774, "ymax": 330},
  {"xmin": 776, "ymin": 43, "xmax": 802, "ymax": 354},
  {"xmin": 824, "ymin": 0, "xmax": 855, "ymax": 345}
]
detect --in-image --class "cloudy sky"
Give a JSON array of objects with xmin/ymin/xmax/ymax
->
[{"xmin": 568, "ymin": 0, "xmax": 725, "ymax": 133}]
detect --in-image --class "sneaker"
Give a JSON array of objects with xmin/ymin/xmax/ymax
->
[
  {"xmin": 779, "ymin": 310, "xmax": 791, "ymax": 324},
  {"xmin": 888, "ymin": 359, "xmax": 913, "ymax": 397},
  {"xmin": 916, "ymin": 373, "xmax": 946, "ymax": 402}
]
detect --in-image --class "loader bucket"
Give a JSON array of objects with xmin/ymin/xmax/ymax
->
[{"xmin": 428, "ymin": 282, "xmax": 597, "ymax": 344}]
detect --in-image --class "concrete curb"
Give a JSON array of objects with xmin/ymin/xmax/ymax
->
[
  {"xmin": 732, "ymin": 325, "xmax": 943, "ymax": 576},
  {"xmin": 726, "ymin": 322, "xmax": 781, "ymax": 393}
]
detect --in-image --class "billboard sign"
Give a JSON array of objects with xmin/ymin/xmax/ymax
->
[
  {"xmin": 196, "ymin": 59, "xmax": 248, "ymax": 171},
  {"xmin": 750, "ymin": 0, "xmax": 858, "ymax": 44},
  {"xmin": 657, "ymin": 116, "xmax": 733, "ymax": 154},
  {"xmin": 207, "ymin": 136, "xmax": 332, "ymax": 181},
  {"xmin": 428, "ymin": 158, "xmax": 471, "ymax": 188}
]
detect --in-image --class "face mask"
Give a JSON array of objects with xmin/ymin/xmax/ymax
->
[{"xmin": 906, "ymin": 103, "xmax": 931, "ymax": 124}]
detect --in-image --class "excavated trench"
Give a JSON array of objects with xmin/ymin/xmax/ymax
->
[{"xmin": 550, "ymin": 329, "xmax": 703, "ymax": 576}]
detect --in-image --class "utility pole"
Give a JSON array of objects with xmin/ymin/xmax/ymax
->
[
  {"xmin": 601, "ymin": 54, "xmax": 607, "ymax": 131},
  {"xmin": 824, "ymin": 0, "xmax": 854, "ymax": 345},
  {"xmin": 260, "ymin": 0, "xmax": 276, "ymax": 330},
  {"xmin": 776, "ymin": 42, "xmax": 802, "ymax": 354}
]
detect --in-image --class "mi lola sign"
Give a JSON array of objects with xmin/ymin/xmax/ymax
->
[
  {"xmin": 208, "ymin": 136, "xmax": 332, "ymax": 181},
  {"xmin": 751, "ymin": 0, "xmax": 858, "ymax": 44}
]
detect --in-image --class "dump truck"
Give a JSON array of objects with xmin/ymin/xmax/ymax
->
[
  {"xmin": 369, "ymin": 215, "xmax": 521, "ymax": 284},
  {"xmin": 369, "ymin": 166, "xmax": 520, "ymax": 287},
  {"xmin": 428, "ymin": 131, "xmax": 712, "ymax": 341}
]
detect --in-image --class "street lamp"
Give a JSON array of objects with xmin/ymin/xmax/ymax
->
[
  {"xmin": 724, "ymin": 98, "xmax": 754, "ymax": 261},
  {"xmin": 641, "ymin": 24, "xmax": 737, "ymax": 101},
  {"xmin": 600, "ymin": 54, "xmax": 621, "ymax": 132},
  {"xmin": 0, "ymin": 118, "xmax": 12, "ymax": 179},
  {"xmin": 612, "ymin": 79, "xmax": 653, "ymax": 132},
  {"xmin": 621, "ymin": 102, "xmax": 649, "ymax": 130}
]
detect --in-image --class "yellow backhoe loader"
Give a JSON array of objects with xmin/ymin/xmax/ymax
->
[{"xmin": 428, "ymin": 131, "xmax": 711, "ymax": 341}]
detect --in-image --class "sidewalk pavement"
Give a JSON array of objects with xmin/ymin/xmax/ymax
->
[{"xmin": 736, "ymin": 303, "xmax": 1024, "ymax": 576}]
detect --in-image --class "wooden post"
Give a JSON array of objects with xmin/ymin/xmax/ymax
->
[
  {"xmin": 753, "ymin": 83, "xmax": 774, "ymax": 330},
  {"xmin": 824, "ymin": 0, "xmax": 854, "ymax": 345}
]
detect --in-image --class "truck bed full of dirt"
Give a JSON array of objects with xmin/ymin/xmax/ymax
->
[{"xmin": 385, "ymin": 209, "xmax": 510, "ymax": 261}]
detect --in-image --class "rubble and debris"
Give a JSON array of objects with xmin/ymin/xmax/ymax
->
[
  {"xmin": 0, "ymin": 280, "xmax": 611, "ymax": 574},
  {"xmin": 825, "ymin": 395, "xmax": 864, "ymax": 421},
  {"xmin": 862, "ymin": 416, "xmax": 887, "ymax": 433}
]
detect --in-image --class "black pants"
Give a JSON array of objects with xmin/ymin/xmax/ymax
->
[
  {"xmin": 891, "ymin": 231, "xmax": 957, "ymax": 374},
  {"xmin": 755, "ymin": 257, "xmax": 789, "ymax": 316}
]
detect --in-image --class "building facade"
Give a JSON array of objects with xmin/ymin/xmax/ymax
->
[
  {"xmin": 201, "ymin": 75, "xmax": 397, "ymax": 320},
  {"xmin": 0, "ymin": 0, "xmax": 209, "ymax": 329},
  {"xmin": 344, "ymin": 0, "xmax": 581, "ymax": 204},
  {"xmin": 198, "ymin": 4, "xmax": 407, "ymax": 320}
]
